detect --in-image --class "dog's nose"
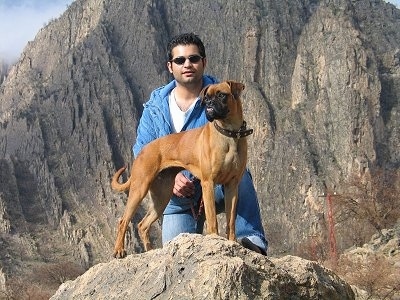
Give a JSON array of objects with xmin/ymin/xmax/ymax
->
[{"xmin": 204, "ymin": 96, "xmax": 213, "ymax": 105}]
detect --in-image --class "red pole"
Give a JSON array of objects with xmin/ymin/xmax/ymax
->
[{"xmin": 327, "ymin": 193, "xmax": 337, "ymax": 263}]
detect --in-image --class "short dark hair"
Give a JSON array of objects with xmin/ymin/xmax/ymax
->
[{"xmin": 167, "ymin": 33, "xmax": 206, "ymax": 61}]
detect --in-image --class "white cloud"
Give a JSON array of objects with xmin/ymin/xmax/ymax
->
[{"xmin": 0, "ymin": 0, "xmax": 73, "ymax": 63}]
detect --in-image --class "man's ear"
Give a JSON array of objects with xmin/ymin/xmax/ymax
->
[
  {"xmin": 202, "ymin": 57, "xmax": 207, "ymax": 69},
  {"xmin": 167, "ymin": 61, "xmax": 173, "ymax": 73},
  {"xmin": 200, "ymin": 85, "xmax": 210, "ymax": 103},
  {"xmin": 226, "ymin": 81, "xmax": 245, "ymax": 100}
]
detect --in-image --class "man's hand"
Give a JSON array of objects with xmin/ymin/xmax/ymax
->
[{"xmin": 173, "ymin": 172, "xmax": 195, "ymax": 198}]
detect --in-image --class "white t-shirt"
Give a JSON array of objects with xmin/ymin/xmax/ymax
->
[{"xmin": 169, "ymin": 90, "xmax": 197, "ymax": 133}]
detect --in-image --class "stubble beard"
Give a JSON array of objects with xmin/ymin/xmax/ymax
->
[{"xmin": 177, "ymin": 73, "xmax": 203, "ymax": 88}]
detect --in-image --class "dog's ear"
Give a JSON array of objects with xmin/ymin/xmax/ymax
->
[
  {"xmin": 226, "ymin": 81, "xmax": 245, "ymax": 100},
  {"xmin": 200, "ymin": 84, "xmax": 211, "ymax": 103}
]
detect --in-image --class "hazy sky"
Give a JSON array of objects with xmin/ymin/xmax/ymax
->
[
  {"xmin": 0, "ymin": 0, "xmax": 74, "ymax": 62},
  {"xmin": 387, "ymin": 0, "xmax": 400, "ymax": 7},
  {"xmin": 0, "ymin": 0, "xmax": 399, "ymax": 63}
]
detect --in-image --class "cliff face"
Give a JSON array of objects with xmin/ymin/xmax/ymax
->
[
  {"xmin": 0, "ymin": 0, "xmax": 399, "ymax": 293},
  {"xmin": 0, "ymin": 61, "xmax": 8, "ymax": 85}
]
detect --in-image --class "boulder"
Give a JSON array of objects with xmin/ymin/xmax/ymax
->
[{"xmin": 51, "ymin": 234, "xmax": 354, "ymax": 300}]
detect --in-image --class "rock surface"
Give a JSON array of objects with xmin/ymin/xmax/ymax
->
[{"xmin": 51, "ymin": 234, "xmax": 355, "ymax": 300}]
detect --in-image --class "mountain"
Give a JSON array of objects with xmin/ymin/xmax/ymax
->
[
  {"xmin": 0, "ymin": 60, "xmax": 9, "ymax": 85},
  {"xmin": 0, "ymin": 0, "xmax": 399, "ymax": 297}
]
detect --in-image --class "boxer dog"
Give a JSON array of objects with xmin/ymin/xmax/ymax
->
[{"xmin": 111, "ymin": 80, "xmax": 253, "ymax": 258}]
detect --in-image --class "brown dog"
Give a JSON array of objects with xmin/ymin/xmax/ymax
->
[{"xmin": 111, "ymin": 81, "xmax": 253, "ymax": 258}]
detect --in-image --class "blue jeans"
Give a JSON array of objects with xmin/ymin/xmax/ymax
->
[{"xmin": 162, "ymin": 169, "xmax": 268, "ymax": 252}]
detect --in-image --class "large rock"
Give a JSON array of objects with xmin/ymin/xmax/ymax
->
[{"xmin": 51, "ymin": 234, "xmax": 354, "ymax": 300}]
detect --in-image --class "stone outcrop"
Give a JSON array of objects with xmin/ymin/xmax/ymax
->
[{"xmin": 51, "ymin": 234, "xmax": 355, "ymax": 300}]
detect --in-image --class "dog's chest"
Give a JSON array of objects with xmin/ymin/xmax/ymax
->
[
  {"xmin": 218, "ymin": 140, "xmax": 245, "ymax": 171},
  {"xmin": 223, "ymin": 145, "xmax": 239, "ymax": 164}
]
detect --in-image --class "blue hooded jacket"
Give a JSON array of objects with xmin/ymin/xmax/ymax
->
[{"xmin": 133, "ymin": 75, "xmax": 218, "ymax": 157}]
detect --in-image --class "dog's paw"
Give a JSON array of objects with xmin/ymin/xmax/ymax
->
[{"xmin": 113, "ymin": 248, "xmax": 127, "ymax": 259}]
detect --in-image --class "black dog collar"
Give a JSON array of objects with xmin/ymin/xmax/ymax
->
[{"xmin": 214, "ymin": 121, "xmax": 254, "ymax": 138}]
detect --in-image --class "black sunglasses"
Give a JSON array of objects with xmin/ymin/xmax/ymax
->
[{"xmin": 170, "ymin": 55, "xmax": 203, "ymax": 65}]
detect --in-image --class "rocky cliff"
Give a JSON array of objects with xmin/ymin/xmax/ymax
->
[{"xmin": 0, "ymin": 0, "xmax": 399, "ymax": 297}]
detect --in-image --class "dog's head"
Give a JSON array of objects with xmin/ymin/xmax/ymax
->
[{"xmin": 200, "ymin": 81, "xmax": 245, "ymax": 122}]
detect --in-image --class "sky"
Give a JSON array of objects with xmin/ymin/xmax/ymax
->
[
  {"xmin": 0, "ymin": 0, "xmax": 399, "ymax": 64},
  {"xmin": 0, "ymin": 0, "xmax": 74, "ymax": 62},
  {"xmin": 386, "ymin": 0, "xmax": 400, "ymax": 7}
]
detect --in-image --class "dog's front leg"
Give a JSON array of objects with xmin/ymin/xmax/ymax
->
[
  {"xmin": 201, "ymin": 180, "xmax": 218, "ymax": 235},
  {"xmin": 224, "ymin": 180, "xmax": 239, "ymax": 241}
]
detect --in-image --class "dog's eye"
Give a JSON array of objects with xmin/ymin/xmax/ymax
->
[{"xmin": 216, "ymin": 92, "xmax": 227, "ymax": 101}]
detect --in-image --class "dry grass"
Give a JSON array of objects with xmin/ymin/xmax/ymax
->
[
  {"xmin": 332, "ymin": 252, "xmax": 399, "ymax": 299},
  {"xmin": 1, "ymin": 261, "xmax": 84, "ymax": 300}
]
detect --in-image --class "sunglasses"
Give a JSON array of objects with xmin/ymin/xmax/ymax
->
[{"xmin": 170, "ymin": 55, "xmax": 203, "ymax": 65}]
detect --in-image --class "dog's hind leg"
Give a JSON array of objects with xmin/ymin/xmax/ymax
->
[
  {"xmin": 138, "ymin": 168, "xmax": 179, "ymax": 251},
  {"xmin": 138, "ymin": 208, "xmax": 164, "ymax": 251},
  {"xmin": 114, "ymin": 176, "xmax": 153, "ymax": 258}
]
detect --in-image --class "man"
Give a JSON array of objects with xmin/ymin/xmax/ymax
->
[{"xmin": 133, "ymin": 33, "xmax": 268, "ymax": 255}]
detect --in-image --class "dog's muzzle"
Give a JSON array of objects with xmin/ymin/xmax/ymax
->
[{"xmin": 204, "ymin": 95, "xmax": 229, "ymax": 122}]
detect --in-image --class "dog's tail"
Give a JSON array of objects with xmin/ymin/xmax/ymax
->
[{"xmin": 111, "ymin": 166, "xmax": 131, "ymax": 192}]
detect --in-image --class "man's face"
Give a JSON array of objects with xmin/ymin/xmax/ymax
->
[{"xmin": 167, "ymin": 44, "xmax": 206, "ymax": 85}]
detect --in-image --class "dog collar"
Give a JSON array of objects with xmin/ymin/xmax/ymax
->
[{"xmin": 214, "ymin": 121, "xmax": 254, "ymax": 138}]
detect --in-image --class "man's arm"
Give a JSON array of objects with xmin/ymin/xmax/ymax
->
[{"xmin": 132, "ymin": 107, "xmax": 157, "ymax": 158}]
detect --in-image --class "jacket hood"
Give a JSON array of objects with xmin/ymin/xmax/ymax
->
[{"xmin": 145, "ymin": 75, "xmax": 219, "ymax": 109}]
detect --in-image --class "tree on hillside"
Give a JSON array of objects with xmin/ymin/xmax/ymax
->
[{"xmin": 335, "ymin": 166, "xmax": 400, "ymax": 239}]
